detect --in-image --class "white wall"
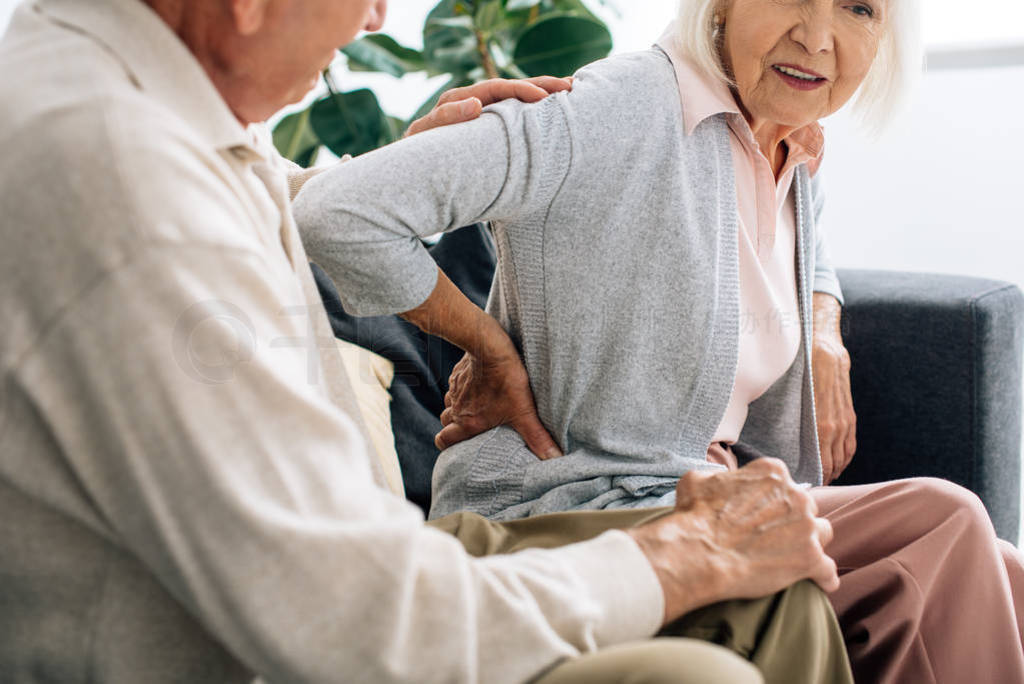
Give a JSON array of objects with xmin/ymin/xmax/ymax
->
[
  {"xmin": 824, "ymin": 65, "xmax": 1024, "ymax": 289},
  {"xmin": 824, "ymin": 62, "xmax": 1024, "ymax": 536}
]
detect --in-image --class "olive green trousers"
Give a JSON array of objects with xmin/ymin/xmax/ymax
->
[{"xmin": 429, "ymin": 507, "xmax": 853, "ymax": 684}]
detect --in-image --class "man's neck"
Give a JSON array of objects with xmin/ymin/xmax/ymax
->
[{"xmin": 141, "ymin": 0, "xmax": 249, "ymax": 125}]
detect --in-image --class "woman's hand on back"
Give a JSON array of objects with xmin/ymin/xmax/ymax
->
[
  {"xmin": 398, "ymin": 266, "xmax": 562, "ymax": 461},
  {"xmin": 437, "ymin": 351, "xmax": 563, "ymax": 461},
  {"xmin": 811, "ymin": 293, "xmax": 857, "ymax": 484}
]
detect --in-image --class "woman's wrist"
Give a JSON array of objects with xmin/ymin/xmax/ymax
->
[
  {"xmin": 401, "ymin": 266, "xmax": 515, "ymax": 361},
  {"xmin": 812, "ymin": 292, "xmax": 843, "ymax": 340}
]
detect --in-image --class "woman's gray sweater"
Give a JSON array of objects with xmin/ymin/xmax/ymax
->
[{"xmin": 293, "ymin": 47, "xmax": 843, "ymax": 521}]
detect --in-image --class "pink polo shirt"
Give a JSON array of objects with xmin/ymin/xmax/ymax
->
[{"xmin": 656, "ymin": 26, "xmax": 825, "ymax": 454}]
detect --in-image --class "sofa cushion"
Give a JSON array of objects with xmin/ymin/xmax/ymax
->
[{"xmin": 335, "ymin": 339, "xmax": 403, "ymax": 497}]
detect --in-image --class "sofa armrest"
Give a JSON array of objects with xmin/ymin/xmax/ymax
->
[{"xmin": 834, "ymin": 269, "xmax": 1024, "ymax": 543}]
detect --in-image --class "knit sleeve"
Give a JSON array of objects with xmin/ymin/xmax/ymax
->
[
  {"xmin": 292, "ymin": 96, "xmax": 572, "ymax": 317},
  {"xmin": 810, "ymin": 169, "xmax": 845, "ymax": 305}
]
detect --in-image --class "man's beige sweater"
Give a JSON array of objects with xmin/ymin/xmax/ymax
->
[{"xmin": 0, "ymin": 1, "xmax": 663, "ymax": 682}]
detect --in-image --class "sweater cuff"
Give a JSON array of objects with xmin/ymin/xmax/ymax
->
[
  {"xmin": 813, "ymin": 272, "xmax": 845, "ymax": 307},
  {"xmin": 314, "ymin": 241, "xmax": 439, "ymax": 317},
  {"xmin": 559, "ymin": 529, "xmax": 664, "ymax": 646}
]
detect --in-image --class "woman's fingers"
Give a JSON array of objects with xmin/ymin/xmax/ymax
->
[
  {"xmin": 435, "ymin": 422, "xmax": 471, "ymax": 451},
  {"xmin": 841, "ymin": 422, "xmax": 857, "ymax": 473},
  {"xmin": 511, "ymin": 411, "xmax": 563, "ymax": 461},
  {"xmin": 820, "ymin": 433, "xmax": 836, "ymax": 484}
]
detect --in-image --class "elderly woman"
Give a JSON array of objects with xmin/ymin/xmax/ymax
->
[{"xmin": 294, "ymin": 0, "xmax": 1024, "ymax": 680}]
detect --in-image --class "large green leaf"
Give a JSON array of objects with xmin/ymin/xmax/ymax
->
[
  {"xmin": 423, "ymin": 0, "xmax": 480, "ymax": 76},
  {"xmin": 272, "ymin": 108, "xmax": 320, "ymax": 168},
  {"xmin": 513, "ymin": 14, "xmax": 612, "ymax": 77},
  {"xmin": 342, "ymin": 34, "xmax": 426, "ymax": 78},
  {"xmin": 310, "ymin": 88, "xmax": 387, "ymax": 158}
]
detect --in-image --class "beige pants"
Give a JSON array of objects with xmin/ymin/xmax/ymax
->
[{"xmin": 430, "ymin": 508, "xmax": 854, "ymax": 684}]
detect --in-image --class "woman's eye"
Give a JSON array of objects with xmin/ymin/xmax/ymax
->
[{"xmin": 847, "ymin": 4, "xmax": 874, "ymax": 18}]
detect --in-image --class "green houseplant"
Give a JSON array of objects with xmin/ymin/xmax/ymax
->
[{"xmin": 273, "ymin": 0, "xmax": 615, "ymax": 167}]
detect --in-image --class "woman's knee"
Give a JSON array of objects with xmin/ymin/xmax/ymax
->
[{"xmin": 907, "ymin": 477, "xmax": 993, "ymax": 531}]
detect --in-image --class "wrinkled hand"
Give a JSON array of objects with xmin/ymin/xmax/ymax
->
[
  {"xmin": 628, "ymin": 458, "xmax": 839, "ymax": 625},
  {"xmin": 405, "ymin": 76, "xmax": 573, "ymax": 137},
  {"xmin": 437, "ymin": 351, "xmax": 563, "ymax": 461},
  {"xmin": 812, "ymin": 293, "xmax": 857, "ymax": 484}
]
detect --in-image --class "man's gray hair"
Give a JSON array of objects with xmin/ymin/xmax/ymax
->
[{"xmin": 675, "ymin": 0, "xmax": 923, "ymax": 133}]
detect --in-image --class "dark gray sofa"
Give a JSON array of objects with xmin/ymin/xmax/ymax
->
[
  {"xmin": 835, "ymin": 269, "xmax": 1024, "ymax": 543},
  {"xmin": 316, "ymin": 229, "xmax": 1024, "ymax": 543}
]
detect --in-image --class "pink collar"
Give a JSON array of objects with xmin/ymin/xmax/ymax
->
[{"xmin": 656, "ymin": 21, "xmax": 825, "ymax": 175}]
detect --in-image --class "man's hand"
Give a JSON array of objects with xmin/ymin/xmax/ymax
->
[
  {"xmin": 628, "ymin": 458, "xmax": 839, "ymax": 625},
  {"xmin": 437, "ymin": 351, "xmax": 562, "ymax": 461},
  {"xmin": 405, "ymin": 77, "xmax": 572, "ymax": 137},
  {"xmin": 811, "ymin": 293, "xmax": 857, "ymax": 484}
]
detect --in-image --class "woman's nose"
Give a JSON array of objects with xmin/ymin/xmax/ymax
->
[
  {"xmin": 364, "ymin": 0, "xmax": 387, "ymax": 33},
  {"xmin": 789, "ymin": 3, "xmax": 835, "ymax": 54}
]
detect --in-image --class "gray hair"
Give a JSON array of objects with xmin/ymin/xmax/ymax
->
[{"xmin": 675, "ymin": 0, "xmax": 923, "ymax": 133}]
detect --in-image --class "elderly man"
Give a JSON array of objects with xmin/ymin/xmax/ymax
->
[{"xmin": 0, "ymin": 0, "xmax": 852, "ymax": 682}]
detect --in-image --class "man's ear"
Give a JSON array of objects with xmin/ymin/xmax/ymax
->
[{"xmin": 229, "ymin": 0, "xmax": 270, "ymax": 36}]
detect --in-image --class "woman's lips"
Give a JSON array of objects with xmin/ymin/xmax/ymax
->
[{"xmin": 772, "ymin": 64, "xmax": 828, "ymax": 91}]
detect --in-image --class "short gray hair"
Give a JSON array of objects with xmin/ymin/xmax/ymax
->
[{"xmin": 675, "ymin": 0, "xmax": 923, "ymax": 133}]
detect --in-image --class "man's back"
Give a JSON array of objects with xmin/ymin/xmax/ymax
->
[
  {"xmin": 0, "ymin": 1, "xmax": 374, "ymax": 679},
  {"xmin": 0, "ymin": 2, "xmax": 292, "ymax": 680}
]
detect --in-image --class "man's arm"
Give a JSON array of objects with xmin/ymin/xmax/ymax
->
[{"xmin": 21, "ymin": 236, "xmax": 663, "ymax": 684}]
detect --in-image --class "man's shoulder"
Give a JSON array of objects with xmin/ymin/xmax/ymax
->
[
  {"xmin": 1, "ymin": 7, "xmax": 261, "ymax": 253},
  {"xmin": 0, "ymin": 18, "xmax": 269, "ymax": 361},
  {"xmin": 1, "ymin": 70, "xmax": 259, "ymax": 253}
]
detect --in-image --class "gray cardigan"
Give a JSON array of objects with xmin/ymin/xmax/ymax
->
[{"xmin": 294, "ymin": 47, "xmax": 843, "ymax": 521}]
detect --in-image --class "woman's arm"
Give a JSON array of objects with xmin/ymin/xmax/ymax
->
[
  {"xmin": 809, "ymin": 171, "xmax": 857, "ymax": 483},
  {"xmin": 293, "ymin": 95, "xmax": 570, "ymax": 316},
  {"xmin": 404, "ymin": 270, "xmax": 563, "ymax": 460},
  {"xmin": 292, "ymin": 95, "xmax": 572, "ymax": 459}
]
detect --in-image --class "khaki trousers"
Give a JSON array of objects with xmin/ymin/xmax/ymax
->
[{"xmin": 429, "ymin": 508, "xmax": 854, "ymax": 684}]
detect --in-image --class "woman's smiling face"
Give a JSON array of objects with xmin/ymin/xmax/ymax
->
[{"xmin": 720, "ymin": 0, "xmax": 887, "ymax": 129}]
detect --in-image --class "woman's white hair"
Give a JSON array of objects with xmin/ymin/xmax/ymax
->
[{"xmin": 675, "ymin": 0, "xmax": 923, "ymax": 134}]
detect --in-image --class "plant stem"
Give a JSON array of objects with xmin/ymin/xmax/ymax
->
[{"xmin": 475, "ymin": 30, "xmax": 500, "ymax": 79}]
